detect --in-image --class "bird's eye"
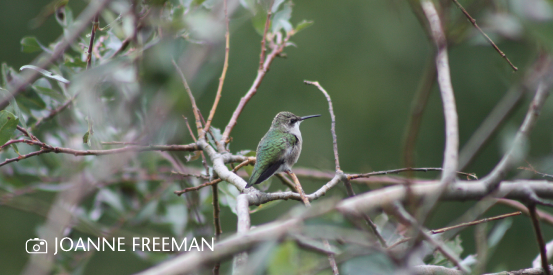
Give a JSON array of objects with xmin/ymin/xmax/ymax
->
[{"xmin": 290, "ymin": 119, "xmax": 297, "ymax": 124}]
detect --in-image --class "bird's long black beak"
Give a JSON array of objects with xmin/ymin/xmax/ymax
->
[{"xmin": 300, "ymin": 114, "xmax": 321, "ymax": 121}]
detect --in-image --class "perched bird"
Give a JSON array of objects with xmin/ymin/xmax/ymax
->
[{"xmin": 246, "ymin": 111, "xmax": 320, "ymax": 188}]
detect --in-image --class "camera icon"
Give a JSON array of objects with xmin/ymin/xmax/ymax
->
[{"xmin": 26, "ymin": 238, "xmax": 47, "ymax": 254}]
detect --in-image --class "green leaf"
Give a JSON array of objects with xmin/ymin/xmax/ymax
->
[
  {"xmin": 18, "ymin": 90, "xmax": 47, "ymax": 110},
  {"xmin": 64, "ymin": 57, "xmax": 87, "ymax": 68},
  {"xmin": 20, "ymin": 65, "xmax": 70, "ymax": 84},
  {"xmin": 20, "ymin": 37, "xmax": 43, "ymax": 53},
  {"xmin": 294, "ymin": 20, "xmax": 313, "ymax": 34},
  {"xmin": 32, "ymin": 84, "xmax": 66, "ymax": 102},
  {"xmin": 0, "ymin": 88, "xmax": 26, "ymax": 128},
  {"xmin": 11, "ymin": 143, "xmax": 20, "ymax": 155},
  {"xmin": 239, "ymin": 0, "xmax": 256, "ymax": 13},
  {"xmin": 271, "ymin": 0, "xmax": 285, "ymax": 12},
  {"xmin": 271, "ymin": 2, "xmax": 292, "ymax": 33},
  {"xmin": 252, "ymin": 10, "xmax": 269, "ymax": 35},
  {"xmin": 83, "ymin": 131, "xmax": 90, "ymax": 145},
  {"xmin": 0, "ymin": 110, "xmax": 19, "ymax": 146},
  {"xmin": 268, "ymin": 241, "xmax": 299, "ymax": 275}
]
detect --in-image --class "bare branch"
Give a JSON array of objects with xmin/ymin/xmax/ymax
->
[
  {"xmin": 458, "ymin": 86, "xmax": 524, "ymax": 170},
  {"xmin": 86, "ymin": 15, "xmax": 100, "ymax": 70},
  {"xmin": 430, "ymin": 211, "xmax": 521, "ymax": 234},
  {"xmin": 0, "ymin": 140, "xmax": 198, "ymax": 168},
  {"xmin": 220, "ymin": 34, "xmax": 290, "ymax": 149},
  {"xmin": 482, "ymin": 81, "xmax": 551, "ymax": 192},
  {"xmin": 336, "ymin": 180, "xmax": 553, "ymax": 216},
  {"xmin": 528, "ymin": 204, "xmax": 552, "ymax": 275},
  {"xmin": 348, "ymin": 167, "xmax": 477, "ymax": 180},
  {"xmin": 451, "ymin": 0, "xmax": 517, "ymax": 71},
  {"xmin": 304, "ymin": 80, "xmax": 341, "ymax": 171},
  {"xmin": 390, "ymin": 203, "xmax": 470, "ymax": 273},
  {"xmin": 232, "ymin": 194, "xmax": 250, "ymax": 274},
  {"xmin": 403, "ymin": 56, "xmax": 436, "ymax": 169},
  {"xmin": 203, "ymin": 0, "xmax": 230, "ymax": 139},
  {"xmin": 259, "ymin": 10, "xmax": 272, "ymax": 71},
  {"xmin": 421, "ymin": 0, "xmax": 460, "ymax": 193},
  {"xmin": 172, "ymin": 59, "xmax": 203, "ymax": 134}
]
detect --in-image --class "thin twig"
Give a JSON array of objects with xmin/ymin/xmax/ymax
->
[
  {"xmin": 451, "ymin": 0, "xmax": 517, "ymax": 71},
  {"xmin": 219, "ymin": 34, "xmax": 290, "ymax": 150},
  {"xmin": 430, "ymin": 211, "xmax": 521, "ymax": 234},
  {"xmin": 174, "ymin": 179, "xmax": 222, "ymax": 196},
  {"xmin": 202, "ymin": 0, "xmax": 230, "ymax": 140},
  {"xmin": 519, "ymin": 162, "xmax": 553, "ymax": 180},
  {"xmin": 86, "ymin": 15, "xmax": 100, "ymax": 69},
  {"xmin": 101, "ymin": 141, "xmax": 140, "ymax": 145},
  {"xmin": 172, "ymin": 59, "xmax": 203, "ymax": 135},
  {"xmin": 32, "ymin": 93, "xmax": 80, "ymax": 129},
  {"xmin": 402, "ymin": 56, "xmax": 436, "ymax": 169},
  {"xmin": 348, "ymin": 167, "xmax": 477, "ymax": 180},
  {"xmin": 288, "ymin": 172, "xmax": 310, "ymax": 206},
  {"xmin": 174, "ymin": 158, "xmax": 255, "ymax": 195},
  {"xmin": 482, "ymin": 81, "xmax": 551, "ymax": 192},
  {"xmin": 212, "ymin": 182, "xmax": 222, "ymax": 275},
  {"xmin": 391, "ymin": 203, "xmax": 470, "ymax": 273},
  {"xmin": 304, "ymin": 81, "xmax": 340, "ymax": 171},
  {"xmin": 0, "ymin": 140, "xmax": 198, "ymax": 168},
  {"xmin": 16, "ymin": 125, "xmax": 37, "ymax": 140},
  {"xmin": 171, "ymin": 171, "xmax": 209, "ymax": 180},
  {"xmin": 458, "ymin": 86, "xmax": 524, "ymax": 170},
  {"xmin": 259, "ymin": 9, "xmax": 272, "ymax": 71},
  {"xmin": 528, "ymin": 204, "xmax": 551, "ymax": 275}
]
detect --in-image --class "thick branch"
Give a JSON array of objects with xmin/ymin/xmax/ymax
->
[{"xmin": 421, "ymin": 0, "xmax": 459, "ymax": 192}]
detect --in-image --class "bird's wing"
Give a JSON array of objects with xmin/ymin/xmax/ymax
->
[{"xmin": 247, "ymin": 132, "xmax": 297, "ymax": 187}]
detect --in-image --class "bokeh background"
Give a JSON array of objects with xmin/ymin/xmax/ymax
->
[{"xmin": 1, "ymin": 0, "xmax": 553, "ymax": 274}]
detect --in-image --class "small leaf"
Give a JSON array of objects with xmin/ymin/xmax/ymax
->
[
  {"xmin": 239, "ymin": 0, "xmax": 256, "ymax": 13},
  {"xmin": 271, "ymin": 0, "xmax": 285, "ymax": 12},
  {"xmin": 11, "ymin": 143, "xmax": 20, "ymax": 155},
  {"xmin": 20, "ymin": 65, "xmax": 70, "ymax": 84},
  {"xmin": 0, "ymin": 88, "xmax": 26, "ymax": 128},
  {"xmin": 271, "ymin": 2, "xmax": 292, "ymax": 33},
  {"xmin": 252, "ymin": 10, "xmax": 269, "ymax": 35},
  {"xmin": 0, "ymin": 110, "xmax": 19, "ymax": 146},
  {"xmin": 64, "ymin": 58, "xmax": 87, "ymax": 68},
  {"xmin": 294, "ymin": 20, "xmax": 313, "ymax": 34},
  {"xmin": 32, "ymin": 85, "xmax": 66, "ymax": 102},
  {"xmin": 20, "ymin": 37, "xmax": 43, "ymax": 53},
  {"xmin": 83, "ymin": 131, "xmax": 90, "ymax": 145}
]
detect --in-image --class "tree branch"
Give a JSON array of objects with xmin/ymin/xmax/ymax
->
[
  {"xmin": 451, "ymin": 0, "xmax": 517, "ymax": 71},
  {"xmin": 219, "ymin": 34, "xmax": 290, "ymax": 149},
  {"xmin": 481, "ymin": 80, "xmax": 551, "ymax": 192},
  {"xmin": 203, "ymin": 0, "xmax": 230, "ymax": 139}
]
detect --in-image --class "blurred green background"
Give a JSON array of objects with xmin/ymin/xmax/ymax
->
[{"xmin": 1, "ymin": 0, "xmax": 553, "ymax": 274}]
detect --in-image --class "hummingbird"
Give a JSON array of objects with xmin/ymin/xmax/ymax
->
[{"xmin": 246, "ymin": 111, "xmax": 321, "ymax": 188}]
